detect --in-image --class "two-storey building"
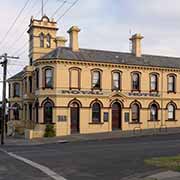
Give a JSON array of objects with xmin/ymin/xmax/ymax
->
[{"xmin": 8, "ymin": 15, "xmax": 180, "ymax": 138}]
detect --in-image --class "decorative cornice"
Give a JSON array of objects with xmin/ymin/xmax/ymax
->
[{"xmin": 34, "ymin": 59, "xmax": 180, "ymax": 72}]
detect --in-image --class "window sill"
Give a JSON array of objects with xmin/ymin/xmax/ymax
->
[
  {"xmin": 167, "ymin": 91, "xmax": 176, "ymax": 94},
  {"xmin": 148, "ymin": 120, "xmax": 161, "ymax": 122},
  {"xmin": 128, "ymin": 122, "xmax": 142, "ymax": 125},
  {"xmin": 42, "ymin": 87, "xmax": 53, "ymax": 90},
  {"xmin": 89, "ymin": 122, "xmax": 104, "ymax": 125},
  {"xmin": 165, "ymin": 119, "xmax": 178, "ymax": 122}
]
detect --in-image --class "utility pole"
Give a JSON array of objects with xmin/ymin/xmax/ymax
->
[{"xmin": 0, "ymin": 53, "xmax": 19, "ymax": 145}]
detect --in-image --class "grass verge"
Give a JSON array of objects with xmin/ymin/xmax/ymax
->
[{"xmin": 145, "ymin": 155, "xmax": 180, "ymax": 172}]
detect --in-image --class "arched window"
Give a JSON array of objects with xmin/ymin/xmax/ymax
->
[
  {"xmin": 29, "ymin": 76, "xmax": 32, "ymax": 93},
  {"xmin": 46, "ymin": 34, "xmax": 51, "ymax": 48},
  {"xmin": 13, "ymin": 83, "xmax": 20, "ymax": 97},
  {"xmin": 168, "ymin": 104, "xmax": 175, "ymax": 120},
  {"xmin": 150, "ymin": 74, "xmax": 158, "ymax": 91},
  {"xmin": 168, "ymin": 75, "xmax": 176, "ymax": 92},
  {"xmin": 44, "ymin": 101, "xmax": 53, "ymax": 124},
  {"xmin": 92, "ymin": 71, "xmax": 101, "ymax": 89},
  {"xmin": 69, "ymin": 68, "xmax": 81, "ymax": 89},
  {"xmin": 112, "ymin": 72, "xmax": 121, "ymax": 90},
  {"xmin": 92, "ymin": 103, "xmax": 101, "ymax": 123},
  {"xmin": 35, "ymin": 69, "xmax": 39, "ymax": 89},
  {"xmin": 131, "ymin": 103, "xmax": 140, "ymax": 122},
  {"xmin": 12, "ymin": 103, "xmax": 20, "ymax": 120},
  {"xmin": 150, "ymin": 104, "xmax": 158, "ymax": 121},
  {"xmin": 132, "ymin": 73, "xmax": 140, "ymax": 91},
  {"xmin": 44, "ymin": 68, "xmax": 53, "ymax": 88},
  {"xmin": 35, "ymin": 101, "xmax": 39, "ymax": 123},
  {"xmin": 40, "ymin": 33, "xmax": 44, "ymax": 48}
]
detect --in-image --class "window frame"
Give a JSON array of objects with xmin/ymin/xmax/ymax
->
[
  {"xmin": 12, "ymin": 103, "xmax": 20, "ymax": 120},
  {"xmin": 44, "ymin": 101, "xmax": 54, "ymax": 124},
  {"xmin": 131, "ymin": 103, "xmax": 140, "ymax": 122},
  {"xmin": 167, "ymin": 74, "xmax": 176, "ymax": 93},
  {"xmin": 46, "ymin": 34, "xmax": 51, "ymax": 48},
  {"xmin": 43, "ymin": 67, "xmax": 54, "ymax": 89},
  {"xmin": 40, "ymin": 33, "xmax": 44, "ymax": 48},
  {"xmin": 150, "ymin": 104, "xmax": 159, "ymax": 121},
  {"xmin": 112, "ymin": 70, "xmax": 121, "ymax": 91},
  {"xmin": 69, "ymin": 67, "xmax": 81, "ymax": 90},
  {"xmin": 167, "ymin": 103, "xmax": 176, "ymax": 120},
  {"xmin": 91, "ymin": 69, "xmax": 102, "ymax": 90},
  {"xmin": 131, "ymin": 72, "xmax": 141, "ymax": 92},
  {"xmin": 13, "ymin": 82, "xmax": 20, "ymax": 97},
  {"xmin": 150, "ymin": 73, "xmax": 159, "ymax": 92},
  {"xmin": 35, "ymin": 69, "xmax": 39, "ymax": 89},
  {"xmin": 92, "ymin": 102, "xmax": 101, "ymax": 123}
]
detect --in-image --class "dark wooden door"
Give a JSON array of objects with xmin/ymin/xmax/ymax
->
[
  {"xmin": 70, "ymin": 104, "xmax": 80, "ymax": 134},
  {"xmin": 112, "ymin": 102, "xmax": 121, "ymax": 130}
]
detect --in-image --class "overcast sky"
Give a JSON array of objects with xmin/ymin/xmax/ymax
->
[{"xmin": 0, "ymin": 0, "xmax": 180, "ymax": 99}]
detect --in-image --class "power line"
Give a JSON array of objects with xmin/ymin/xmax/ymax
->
[
  {"xmin": 0, "ymin": 0, "xmax": 31, "ymax": 47},
  {"xmin": 7, "ymin": 0, "xmax": 80, "ymax": 60},
  {"xmin": 6, "ymin": 0, "xmax": 49, "ymax": 52},
  {"xmin": 57, "ymin": 0, "xmax": 80, "ymax": 22},
  {"xmin": 50, "ymin": 0, "xmax": 67, "ymax": 18}
]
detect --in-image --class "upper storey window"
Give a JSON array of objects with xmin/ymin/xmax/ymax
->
[
  {"xmin": 13, "ymin": 83, "xmax": 20, "ymax": 97},
  {"xmin": 40, "ymin": 33, "xmax": 44, "ymax": 48},
  {"xmin": 168, "ymin": 74, "xmax": 176, "ymax": 93},
  {"xmin": 44, "ymin": 68, "xmax": 53, "ymax": 89},
  {"xmin": 92, "ymin": 70, "xmax": 101, "ymax": 90},
  {"xmin": 150, "ymin": 74, "xmax": 158, "ymax": 91},
  {"xmin": 112, "ymin": 71, "xmax": 121, "ymax": 91},
  {"xmin": 46, "ymin": 34, "xmax": 51, "ymax": 48},
  {"xmin": 132, "ymin": 72, "xmax": 140, "ymax": 91},
  {"xmin": 69, "ymin": 68, "xmax": 81, "ymax": 89}
]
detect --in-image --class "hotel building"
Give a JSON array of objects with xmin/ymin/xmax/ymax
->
[{"xmin": 8, "ymin": 15, "xmax": 180, "ymax": 138}]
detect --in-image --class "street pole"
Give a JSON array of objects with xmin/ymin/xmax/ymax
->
[{"xmin": 0, "ymin": 53, "xmax": 19, "ymax": 145}]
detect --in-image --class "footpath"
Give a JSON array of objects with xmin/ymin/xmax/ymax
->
[{"xmin": 3, "ymin": 127, "xmax": 180, "ymax": 146}]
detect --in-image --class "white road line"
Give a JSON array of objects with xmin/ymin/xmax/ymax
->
[{"xmin": 0, "ymin": 148, "xmax": 67, "ymax": 180}]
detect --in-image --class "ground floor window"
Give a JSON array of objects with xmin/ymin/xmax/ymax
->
[
  {"xmin": 168, "ymin": 104, "xmax": 175, "ymax": 120},
  {"xmin": 13, "ymin": 103, "xmax": 20, "ymax": 120},
  {"xmin": 150, "ymin": 104, "xmax": 158, "ymax": 121},
  {"xmin": 44, "ymin": 101, "xmax": 53, "ymax": 124},
  {"xmin": 92, "ymin": 103, "xmax": 101, "ymax": 123},
  {"xmin": 35, "ymin": 102, "xmax": 39, "ymax": 123},
  {"xmin": 131, "ymin": 103, "xmax": 140, "ymax": 122}
]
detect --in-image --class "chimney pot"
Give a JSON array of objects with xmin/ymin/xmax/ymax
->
[
  {"xmin": 130, "ymin": 33, "xmax": 144, "ymax": 57},
  {"xmin": 55, "ymin": 36, "xmax": 67, "ymax": 47},
  {"xmin": 67, "ymin": 26, "xmax": 80, "ymax": 51}
]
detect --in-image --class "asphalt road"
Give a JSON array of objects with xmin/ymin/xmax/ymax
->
[{"xmin": 1, "ymin": 134, "xmax": 180, "ymax": 180}]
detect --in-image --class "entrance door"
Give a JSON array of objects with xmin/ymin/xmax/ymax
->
[
  {"xmin": 112, "ymin": 102, "xmax": 121, "ymax": 130},
  {"xmin": 70, "ymin": 103, "xmax": 80, "ymax": 134}
]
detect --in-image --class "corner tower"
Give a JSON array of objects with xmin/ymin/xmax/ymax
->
[{"xmin": 28, "ymin": 15, "xmax": 58, "ymax": 64}]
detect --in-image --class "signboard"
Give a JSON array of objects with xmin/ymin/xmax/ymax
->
[
  {"xmin": 103, "ymin": 112, "xmax": 109, "ymax": 122},
  {"xmin": 128, "ymin": 92, "xmax": 160, "ymax": 97},
  {"xmin": 57, "ymin": 89, "xmax": 161, "ymax": 98},
  {"xmin": 60, "ymin": 90, "xmax": 103, "ymax": 95},
  {"xmin": 124, "ymin": 112, "xmax": 130, "ymax": 122},
  {"xmin": 58, "ymin": 116, "xmax": 67, "ymax": 122}
]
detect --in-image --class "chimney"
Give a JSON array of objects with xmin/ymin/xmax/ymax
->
[
  {"xmin": 130, "ymin": 33, "xmax": 144, "ymax": 57},
  {"xmin": 55, "ymin": 36, "xmax": 67, "ymax": 47},
  {"xmin": 67, "ymin": 26, "xmax": 80, "ymax": 51}
]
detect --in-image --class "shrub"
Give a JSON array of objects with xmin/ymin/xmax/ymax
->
[{"xmin": 44, "ymin": 124, "xmax": 56, "ymax": 137}]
